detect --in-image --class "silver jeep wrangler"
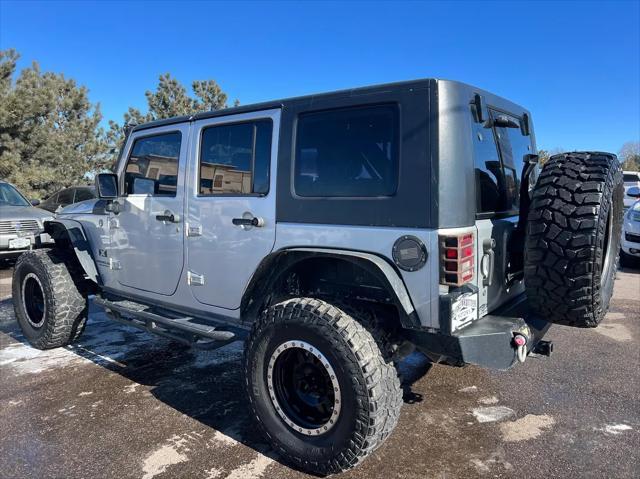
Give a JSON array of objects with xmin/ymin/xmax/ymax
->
[{"xmin": 13, "ymin": 79, "xmax": 624, "ymax": 475}]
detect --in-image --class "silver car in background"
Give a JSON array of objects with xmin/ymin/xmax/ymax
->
[{"xmin": 0, "ymin": 180, "xmax": 54, "ymax": 259}]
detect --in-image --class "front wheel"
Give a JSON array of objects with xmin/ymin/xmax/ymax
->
[
  {"xmin": 12, "ymin": 249, "xmax": 88, "ymax": 349},
  {"xmin": 243, "ymin": 298, "xmax": 402, "ymax": 475}
]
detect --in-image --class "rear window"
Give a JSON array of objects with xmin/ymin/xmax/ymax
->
[
  {"xmin": 294, "ymin": 105, "xmax": 399, "ymax": 197},
  {"xmin": 474, "ymin": 109, "xmax": 533, "ymax": 215}
]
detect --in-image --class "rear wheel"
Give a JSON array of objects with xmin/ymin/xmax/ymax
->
[
  {"xmin": 243, "ymin": 297, "xmax": 402, "ymax": 475},
  {"xmin": 12, "ymin": 249, "xmax": 88, "ymax": 349},
  {"xmin": 525, "ymin": 152, "xmax": 624, "ymax": 327}
]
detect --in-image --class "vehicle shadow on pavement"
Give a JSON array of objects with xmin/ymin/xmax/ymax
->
[{"xmin": 0, "ymin": 297, "xmax": 433, "ymax": 474}]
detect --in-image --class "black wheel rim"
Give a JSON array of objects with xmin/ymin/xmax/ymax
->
[
  {"xmin": 22, "ymin": 273, "xmax": 46, "ymax": 328},
  {"xmin": 268, "ymin": 340, "xmax": 341, "ymax": 435}
]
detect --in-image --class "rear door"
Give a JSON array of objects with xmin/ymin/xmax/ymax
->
[
  {"xmin": 473, "ymin": 108, "xmax": 534, "ymax": 315},
  {"xmin": 186, "ymin": 109, "xmax": 279, "ymax": 309}
]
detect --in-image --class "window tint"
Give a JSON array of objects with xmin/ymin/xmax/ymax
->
[
  {"xmin": 493, "ymin": 112, "xmax": 532, "ymax": 210},
  {"xmin": 199, "ymin": 120, "xmax": 272, "ymax": 195},
  {"xmin": 124, "ymin": 132, "xmax": 182, "ymax": 196},
  {"xmin": 474, "ymin": 110, "xmax": 532, "ymax": 215},
  {"xmin": 74, "ymin": 188, "xmax": 94, "ymax": 202},
  {"xmin": 294, "ymin": 105, "xmax": 398, "ymax": 197},
  {"xmin": 57, "ymin": 188, "xmax": 74, "ymax": 206},
  {"xmin": 473, "ymin": 123, "xmax": 505, "ymax": 213},
  {"xmin": 42, "ymin": 192, "xmax": 58, "ymax": 207}
]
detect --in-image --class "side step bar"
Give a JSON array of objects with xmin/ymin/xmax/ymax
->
[{"xmin": 93, "ymin": 295, "xmax": 240, "ymax": 349}]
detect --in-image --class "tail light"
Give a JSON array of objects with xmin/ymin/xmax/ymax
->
[{"xmin": 440, "ymin": 232, "xmax": 475, "ymax": 286}]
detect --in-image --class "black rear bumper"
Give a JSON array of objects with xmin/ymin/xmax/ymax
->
[{"xmin": 404, "ymin": 293, "xmax": 551, "ymax": 370}]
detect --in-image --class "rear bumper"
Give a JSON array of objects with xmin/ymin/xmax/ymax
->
[{"xmin": 404, "ymin": 293, "xmax": 551, "ymax": 370}]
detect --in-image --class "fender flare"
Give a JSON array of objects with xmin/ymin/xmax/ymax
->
[
  {"xmin": 241, "ymin": 247, "xmax": 419, "ymax": 328},
  {"xmin": 44, "ymin": 219, "xmax": 100, "ymax": 284}
]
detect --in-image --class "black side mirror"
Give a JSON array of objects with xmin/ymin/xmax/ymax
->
[
  {"xmin": 627, "ymin": 186, "xmax": 640, "ymax": 198},
  {"xmin": 30, "ymin": 199, "xmax": 41, "ymax": 206},
  {"xmin": 95, "ymin": 173, "xmax": 119, "ymax": 199}
]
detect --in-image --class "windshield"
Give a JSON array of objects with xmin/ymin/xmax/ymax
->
[{"xmin": 0, "ymin": 183, "xmax": 31, "ymax": 207}]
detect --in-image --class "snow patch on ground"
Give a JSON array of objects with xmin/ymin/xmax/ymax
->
[
  {"xmin": 205, "ymin": 467, "xmax": 223, "ymax": 479},
  {"xmin": 224, "ymin": 454, "xmax": 274, "ymax": 479},
  {"xmin": 124, "ymin": 384, "xmax": 139, "ymax": 394},
  {"xmin": 472, "ymin": 406, "xmax": 515, "ymax": 423},
  {"xmin": 191, "ymin": 341, "xmax": 244, "ymax": 369},
  {"xmin": 594, "ymin": 323, "xmax": 633, "ymax": 342},
  {"xmin": 459, "ymin": 386, "xmax": 478, "ymax": 393},
  {"xmin": 211, "ymin": 429, "xmax": 241, "ymax": 448},
  {"xmin": 601, "ymin": 424, "xmax": 632, "ymax": 435},
  {"xmin": 0, "ymin": 310, "xmax": 172, "ymax": 375},
  {"xmin": 141, "ymin": 443, "xmax": 188, "ymax": 479},
  {"xmin": 478, "ymin": 396, "xmax": 499, "ymax": 405},
  {"xmin": 499, "ymin": 414, "xmax": 555, "ymax": 442}
]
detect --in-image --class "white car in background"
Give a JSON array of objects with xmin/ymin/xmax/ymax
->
[
  {"xmin": 624, "ymin": 171, "xmax": 640, "ymax": 209},
  {"xmin": 621, "ymin": 186, "xmax": 640, "ymax": 266}
]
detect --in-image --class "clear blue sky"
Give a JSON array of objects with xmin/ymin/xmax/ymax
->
[{"xmin": 1, "ymin": 0, "xmax": 638, "ymax": 152}]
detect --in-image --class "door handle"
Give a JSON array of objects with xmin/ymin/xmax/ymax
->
[
  {"xmin": 155, "ymin": 210, "xmax": 181, "ymax": 223},
  {"xmin": 232, "ymin": 216, "xmax": 264, "ymax": 227}
]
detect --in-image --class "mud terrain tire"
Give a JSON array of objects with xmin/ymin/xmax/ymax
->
[
  {"xmin": 243, "ymin": 297, "xmax": 402, "ymax": 475},
  {"xmin": 525, "ymin": 152, "xmax": 624, "ymax": 327},
  {"xmin": 13, "ymin": 249, "xmax": 88, "ymax": 349}
]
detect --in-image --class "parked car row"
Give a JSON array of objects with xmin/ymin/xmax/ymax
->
[
  {"xmin": 39, "ymin": 185, "xmax": 96, "ymax": 212},
  {"xmin": 0, "ymin": 182, "xmax": 96, "ymax": 261},
  {"xmin": 624, "ymin": 170, "xmax": 640, "ymax": 209},
  {"xmin": 621, "ymin": 185, "xmax": 640, "ymax": 265},
  {"xmin": 0, "ymin": 181, "xmax": 55, "ymax": 259},
  {"xmin": 1, "ymin": 177, "xmax": 639, "ymax": 267}
]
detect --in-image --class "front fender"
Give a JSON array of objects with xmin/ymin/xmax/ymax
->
[{"xmin": 44, "ymin": 219, "xmax": 100, "ymax": 284}]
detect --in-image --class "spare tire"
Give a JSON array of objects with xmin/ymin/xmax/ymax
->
[{"xmin": 524, "ymin": 152, "xmax": 624, "ymax": 327}]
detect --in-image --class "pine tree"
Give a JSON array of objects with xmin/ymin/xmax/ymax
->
[{"xmin": 0, "ymin": 49, "xmax": 103, "ymax": 197}]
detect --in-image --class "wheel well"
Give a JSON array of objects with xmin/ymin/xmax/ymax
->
[{"xmin": 241, "ymin": 250, "xmax": 418, "ymax": 329}]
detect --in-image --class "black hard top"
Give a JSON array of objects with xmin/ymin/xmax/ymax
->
[{"xmin": 131, "ymin": 78, "xmax": 437, "ymax": 132}]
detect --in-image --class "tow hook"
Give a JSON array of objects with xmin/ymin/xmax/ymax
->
[{"xmin": 513, "ymin": 334, "xmax": 528, "ymax": 363}]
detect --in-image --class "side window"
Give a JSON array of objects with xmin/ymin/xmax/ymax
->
[
  {"xmin": 294, "ymin": 105, "xmax": 399, "ymax": 197},
  {"xmin": 124, "ymin": 132, "xmax": 182, "ymax": 196},
  {"xmin": 198, "ymin": 119, "xmax": 272, "ymax": 195},
  {"xmin": 43, "ymin": 192, "xmax": 58, "ymax": 206},
  {"xmin": 75, "ymin": 189, "xmax": 94, "ymax": 202},
  {"xmin": 57, "ymin": 188, "xmax": 74, "ymax": 206}
]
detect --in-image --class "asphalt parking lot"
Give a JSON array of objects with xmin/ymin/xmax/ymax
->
[{"xmin": 0, "ymin": 264, "xmax": 638, "ymax": 479}]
